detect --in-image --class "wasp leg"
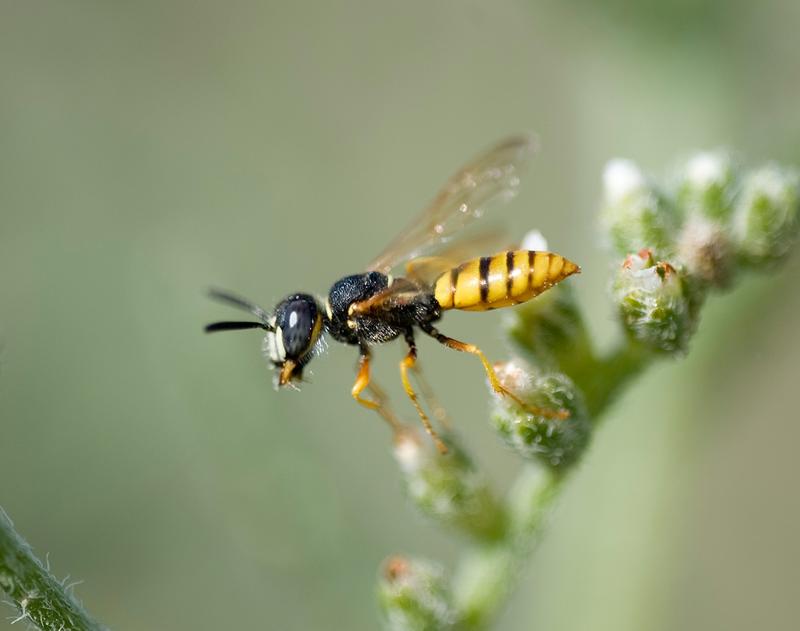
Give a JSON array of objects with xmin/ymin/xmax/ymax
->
[
  {"xmin": 400, "ymin": 331, "xmax": 448, "ymax": 454},
  {"xmin": 352, "ymin": 346, "xmax": 381, "ymax": 411},
  {"xmin": 409, "ymin": 360, "xmax": 451, "ymax": 429},
  {"xmin": 352, "ymin": 346, "xmax": 403, "ymax": 433},
  {"xmin": 366, "ymin": 380, "xmax": 405, "ymax": 433},
  {"xmin": 420, "ymin": 323, "xmax": 569, "ymax": 420}
]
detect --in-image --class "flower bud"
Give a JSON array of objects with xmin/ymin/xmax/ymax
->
[
  {"xmin": 490, "ymin": 361, "xmax": 590, "ymax": 469},
  {"xmin": 676, "ymin": 213, "xmax": 734, "ymax": 288},
  {"xmin": 520, "ymin": 229, "xmax": 549, "ymax": 252},
  {"xmin": 393, "ymin": 432, "xmax": 503, "ymax": 539},
  {"xmin": 733, "ymin": 165, "xmax": 800, "ymax": 268},
  {"xmin": 678, "ymin": 151, "xmax": 737, "ymax": 221},
  {"xmin": 613, "ymin": 250, "xmax": 698, "ymax": 354},
  {"xmin": 377, "ymin": 555, "xmax": 455, "ymax": 631},
  {"xmin": 601, "ymin": 159, "xmax": 678, "ymax": 256}
]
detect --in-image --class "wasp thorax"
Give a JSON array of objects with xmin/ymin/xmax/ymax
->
[{"xmin": 266, "ymin": 293, "xmax": 323, "ymax": 385}]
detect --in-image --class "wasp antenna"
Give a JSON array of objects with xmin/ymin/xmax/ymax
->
[
  {"xmin": 207, "ymin": 288, "xmax": 271, "ymax": 323},
  {"xmin": 205, "ymin": 321, "xmax": 271, "ymax": 334}
]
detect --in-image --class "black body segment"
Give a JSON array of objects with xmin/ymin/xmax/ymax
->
[
  {"xmin": 324, "ymin": 272, "xmax": 441, "ymax": 346},
  {"xmin": 326, "ymin": 272, "xmax": 392, "ymax": 344},
  {"xmin": 479, "ymin": 256, "xmax": 491, "ymax": 303}
]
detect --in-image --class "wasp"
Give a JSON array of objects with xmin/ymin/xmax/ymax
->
[{"xmin": 205, "ymin": 135, "xmax": 580, "ymax": 453}]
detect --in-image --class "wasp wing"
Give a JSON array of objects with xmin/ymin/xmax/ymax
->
[
  {"xmin": 402, "ymin": 226, "xmax": 510, "ymax": 287},
  {"xmin": 366, "ymin": 134, "xmax": 536, "ymax": 276}
]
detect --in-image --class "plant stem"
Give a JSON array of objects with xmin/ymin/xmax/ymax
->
[
  {"xmin": 579, "ymin": 340, "xmax": 651, "ymax": 419},
  {"xmin": 452, "ymin": 467, "xmax": 563, "ymax": 630},
  {"xmin": 0, "ymin": 508, "xmax": 106, "ymax": 631}
]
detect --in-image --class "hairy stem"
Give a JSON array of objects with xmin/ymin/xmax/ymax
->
[
  {"xmin": 453, "ymin": 467, "xmax": 562, "ymax": 630},
  {"xmin": 0, "ymin": 508, "xmax": 106, "ymax": 631}
]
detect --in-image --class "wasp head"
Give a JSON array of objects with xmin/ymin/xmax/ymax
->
[
  {"xmin": 205, "ymin": 289, "xmax": 325, "ymax": 388},
  {"xmin": 264, "ymin": 293, "xmax": 324, "ymax": 387}
]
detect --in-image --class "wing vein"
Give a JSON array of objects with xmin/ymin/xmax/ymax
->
[{"xmin": 365, "ymin": 134, "xmax": 537, "ymax": 276}]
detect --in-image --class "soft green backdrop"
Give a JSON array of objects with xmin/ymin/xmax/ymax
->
[{"xmin": 1, "ymin": 1, "xmax": 798, "ymax": 630}]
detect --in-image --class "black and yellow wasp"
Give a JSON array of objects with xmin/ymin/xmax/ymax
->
[{"xmin": 205, "ymin": 135, "xmax": 580, "ymax": 453}]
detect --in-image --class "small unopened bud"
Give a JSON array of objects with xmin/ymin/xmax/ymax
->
[
  {"xmin": 521, "ymin": 229, "xmax": 549, "ymax": 252},
  {"xmin": 679, "ymin": 151, "xmax": 736, "ymax": 221},
  {"xmin": 604, "ymin": 159, "xmax": 647, "ymax": 204},
  {"xmin": 733, "ymin": 165, "xmax": 800, "ymax": 267},
  {"xmin": 393, "ymin": 432, "xmax": 502, "ymax": 539},
  {"xmin": 676, "ymin": 214, "xmax": 734, "ymax": 288},
  {"xmin": 613, "ymin": 250, "xmax": 697, "ymax": 354},
  {"xmin": 602, "ymin": 159, "xmax": 677, "ymax": 256},
  {"xmin": 378, "ymin": 555, "xmax": 455, "ymax": 631},
  {"xmin": 490, "ymin": 361, "xmax": 590, "ymax": 469}
]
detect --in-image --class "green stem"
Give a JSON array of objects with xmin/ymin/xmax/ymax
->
[
  {"xmin": 578, "ymin": 340, "xmax": 652, "ymax": 418},
  {"xmin": 452, "ymin": 467, "xmax": 563, "ymax": 630},
  {"xmin": 0, "ymin": 508, "xmax": 106, "ymax": 631}
]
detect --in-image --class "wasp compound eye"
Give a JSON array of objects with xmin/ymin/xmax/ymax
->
[{"xmin": 274, "ymin": 294, "xmax": 322, "ymax": 361}]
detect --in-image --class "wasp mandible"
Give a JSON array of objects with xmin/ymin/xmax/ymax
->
[{"xmin": 206, "ymin": 135, "xmax": 580, "ymax": 453}]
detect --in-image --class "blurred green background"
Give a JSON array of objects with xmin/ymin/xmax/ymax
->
[{"xmin": 1, "ymin": 1, "xmax": 798, "ymax": 630}]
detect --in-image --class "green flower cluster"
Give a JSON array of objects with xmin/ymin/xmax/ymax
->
[
  {"xmin": 377, "ymin": 556, "xmax": 455, "ymax": 631},
  {"xmin": 490, "ymin": 361, "xmax": 590, "ymax": 469},
  {"xmin": 604, "ymin": 153, "xmax": 799, "ymax": 352},
  {"xmin": 497, "ymin": 279, "xmax": 597, "ymax": 468},
  {"xmin": 612, "ymin": 250, "xmax": 697, "ymax": 354},
  {"xmin": 393, "ymin": 432, "xmax": 503, "ymax": 540}
]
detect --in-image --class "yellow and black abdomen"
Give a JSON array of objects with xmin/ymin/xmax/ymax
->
[{"xmin": 433, "ymin": 250, "xmax": 580, "ymax": 312}]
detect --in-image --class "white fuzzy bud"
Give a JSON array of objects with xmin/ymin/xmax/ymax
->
[
  {"xmin": 521, "ymin": 229, "xmax": 549, "ymax": 252},
  {"xmin": 603, "ymin": 159, "xmax": 647, "ymax": 205}
]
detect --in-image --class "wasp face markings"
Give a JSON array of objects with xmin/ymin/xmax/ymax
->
[
  {"xmin": 201, "ymin": 291, "xmax": 324, "ymax": 388},
  {"xmin": 272, "ymin": 295, "xmax": 322, "ymax": 361}
]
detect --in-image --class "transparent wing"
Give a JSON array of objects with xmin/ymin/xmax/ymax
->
[
  {"xmin": 403, "ymin": 226, "xmax": 509, "ymax": 286},
  {"xmin": 366, "ymin": 134, "xmax": 537, "ymax": 275}
]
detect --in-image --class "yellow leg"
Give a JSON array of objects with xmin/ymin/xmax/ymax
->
[
  {"xmin": 352, "ymin": 352, "xmax": 381, "ymax": 410},
  {"xmin": 366, "ymin": 379, "xmax": 389, "ymax": 404},
  {"xmin": 366, "ymin": 381, "xmax": 405, "ymax": 433},
  {"xmin": 409, "ymin": 360, "xmax": 451, "ymax": 429},
  {"xmin": 352, "ymin": 350, "xmax": 405, "ymax": 433},
  {"xmin": 400, "ymin": 347, "xmax": 448, "ymax": 454},
  {"xmin": 423, "ymin": 325, "xmax": 568, "ymax": 420}
]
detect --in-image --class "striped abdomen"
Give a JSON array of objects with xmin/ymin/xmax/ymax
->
[{"xmin": 433, "ymin": 250, "xmax": 580, "ymax": 311}]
